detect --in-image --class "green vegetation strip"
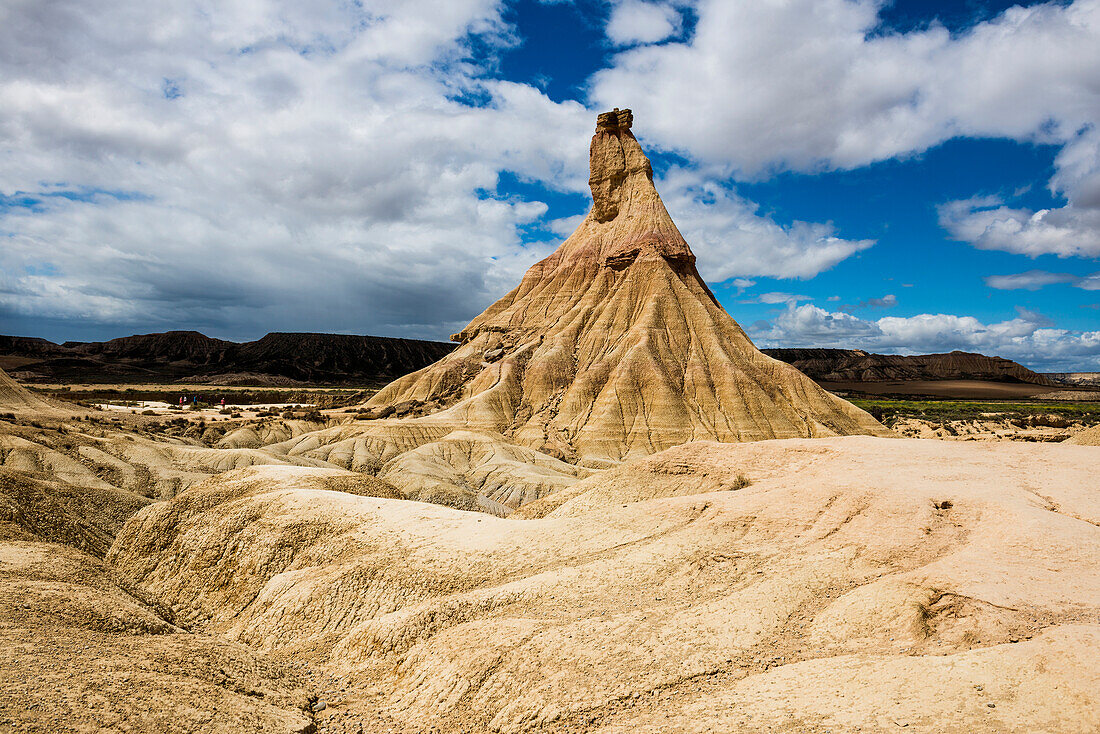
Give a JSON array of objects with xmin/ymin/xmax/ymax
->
[{"xmin": 850, "ymin": 398, "xmax": 1100, "ymax": 426}]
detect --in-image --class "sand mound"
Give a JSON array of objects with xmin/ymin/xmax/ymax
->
[
  {"xmin": 0, "ymin": 538, "xmax": 315, "ymax": 733},
  {"xmin": 513, "ymin": 439, "xmax": 762, "ymax": 519},
  {"xmin": 0, "ymin": 433, "xmax": 120, "ymax": 491},
  {"xmin": 265, "ymin": 421, "xmax": 456, "ymax": 469},
  {"xmin": 109, "ymin": 433, "xmax": 340, "ymax": 493},
  {"xmin": 176, "ymin": 463, "xmax": 403, "ymax": 505},
  {"xmin": 108, "ymin": 436, "xmax": 1100, "ymax": 732},
  {"xmin": 364, "ymin": 110, "xmax": 888, "ymax": 462},
  {"xmin": 0, "ymin": 366, "xmax": 64, "ymax": 415},
  {"xmin": 1066, "ymin": 423, "xmax": 1100, "ymax": 445},
  {"xmin": 0, "ymin": 417, "xmax": 351, "ymax": 512},
  {"xmin": 218, "ymin": 421, "xmax": 586, "ymax": 514},
  {"xmin": 378, "ymin": 429, "xmax": 593, "ymax": 514},
  {"xmin": 0, "ymin": 468, "xmax": 151, "ymax": 557},
  {"xmin": 216, "ymin": 419, "xmax": 328, "ymax": 449}
]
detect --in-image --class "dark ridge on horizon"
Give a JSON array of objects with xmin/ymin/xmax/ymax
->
[
  {"xmin": 0, "ymin": 331, "xmax": 1073, "ymax": 389},
  {"xmin": 0, "ymin": 330, "xmax": 455, "ymax": 386},
  {"xmin": 762, "ymin": 348, "xmax": 1055, "ymax": 386}
]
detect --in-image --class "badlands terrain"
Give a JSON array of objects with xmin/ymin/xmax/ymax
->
[{"xmin": 2, "ymin": 111, "xmax": 1098, "ymax": 734}]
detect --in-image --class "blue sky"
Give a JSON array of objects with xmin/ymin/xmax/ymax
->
[{"xmin": 1, "ymin": 0, "xmax": 1099, "ymax": 370}]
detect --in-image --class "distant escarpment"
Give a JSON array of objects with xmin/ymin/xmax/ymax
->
[
  {"xmin": 1046, "ymin": 372, "xmax": 1100, "ymax": 388},
  {"xmin": 763, "ymin": 348, "xmax": 1055, "ymax": 386},
  {"xmin": 0, "ymin": 331, "xmax": 455, "ymax": 385}
]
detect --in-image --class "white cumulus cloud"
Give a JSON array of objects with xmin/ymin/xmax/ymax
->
[
  {"xmin": 0, "ymin": 0, "xmax": 886, "ymax": 341},
  {"xmin": 0, "ymin": 0, "xmax": 591, "ymax": 340},
  {"xmin": 940, "ymin": 194, "xmax": 1100, "ymax": 259},
  {"xmin": 752, "ymin": 303, "xmax": 1100, "ymax": 372},
  {"xmin": 658, "ymin": 167, "xmax": 874, "ymax": 281},
  {"xmin": 593, "ymin": 0, "xmax": 1100, "ymax": 259},
  {"xmin": 606, "ymin": 1, "xmax": 682, "ymax": 46}
]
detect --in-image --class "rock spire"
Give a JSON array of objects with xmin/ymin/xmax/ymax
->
[{"xmin": 366, "ymin": 110, "xmax": 889, "ymax": 462}]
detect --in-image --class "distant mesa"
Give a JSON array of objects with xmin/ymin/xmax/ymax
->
[
  {"xmin": 365, "ymin": 109, "xmax": 889, "ymax": 462},
  {"xmin": 0, "ymin": 331, "xmax": 454, "ymax": 385},
  {"xmin": 763, "ymin": 348, "xmax": 1056, "ymax": 386}
]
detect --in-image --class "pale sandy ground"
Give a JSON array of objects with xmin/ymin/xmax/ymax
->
[
  {"xmin": 3, "ymin": 380, "xmax": 1100, "ymax": 732},
  {"xmin": 94, "ymin": 401, "xmax": 314, "ymax": 418},
  {"xmin": 95, "ymin": 435, "xmax": 1099, "ymax": 734}
]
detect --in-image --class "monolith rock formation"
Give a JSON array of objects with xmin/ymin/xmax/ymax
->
[{"xmin": 366, "ymin": 109, "xmax": 888, "ymax": 462}]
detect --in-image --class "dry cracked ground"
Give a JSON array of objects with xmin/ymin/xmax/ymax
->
[{"xmin": 1, "ymin": 407, "xmax": 1098, "ymax": 733}]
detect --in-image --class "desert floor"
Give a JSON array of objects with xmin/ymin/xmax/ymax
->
[{"xmin": 2, "ymin": 398, "xmax": 1098, "ymax": 733}]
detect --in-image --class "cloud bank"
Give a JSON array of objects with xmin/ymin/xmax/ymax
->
[
  {"xmin": 592, "ymin": 0, "xmax": 1100, "ymax": 259},
  {"xmin": 0, "ymin": 0, "xmax": 877, "ymax": 341},
  {"xmin": 752, "ymin": 303, "xmax": 1100, "ymax": 372},
  {"xmin": 1, "ymin": 0, "xmax": 1099, "ymax": 371}
]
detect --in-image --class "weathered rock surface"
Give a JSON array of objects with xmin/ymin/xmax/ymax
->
[
  {"xmin": 365, "ymin": 111, "xmax": 888, "ymax": 462},
  {"xmin": 377, "ymin": 429, "xmax": 592, "ymax": 515},
  {"xmin": 0, "ymin": 538, "xmax": 315, "ymax": 733},
  {"xmin": 108, "ymin": 436, "xmax": 1100, "ymax": 733}
]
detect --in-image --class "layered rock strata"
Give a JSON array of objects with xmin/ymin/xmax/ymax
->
[{"xmin": 366, "ymin": 110, "xmax": 888, "ymax": 462}]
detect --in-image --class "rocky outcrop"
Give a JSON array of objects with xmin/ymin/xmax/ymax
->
[
  {"xmin": 366, "ymin": 110, "xmax": 888, "ymax": 462},
  {"xmin": 1046, "ymin": 372, "xmax": 1100, "ymax": 387}
]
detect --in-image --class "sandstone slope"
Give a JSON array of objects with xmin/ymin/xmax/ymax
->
[
  {"xmin": 108, "ymin": 436, "xmax": 1100, "ymax": 733},
  {"xmin": 365, "ymin": 110, "xmax": 887, "ymax": 463},
  {"xmin": 0, "ymin": 366, "xmax": 63, "ymax": 415},
  {"xmin": 0, "ymin": 458, "xmax": 408, "ymax": 733},
  {"xmin": 0, "ymin": 538, "xmax": 316, "ymax": 733},
  {"xmin": 377, "ymin": 429, "xmax": 592, "ymax": 515}
]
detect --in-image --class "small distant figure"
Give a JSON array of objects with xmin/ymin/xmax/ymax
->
[
  {"xmin": 220, "ymin": 397, "xmax": 226, "ymax": 407},
  {"xmin": 179, "ymin": 396, "xmax": 185, "ymax": 406}
]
